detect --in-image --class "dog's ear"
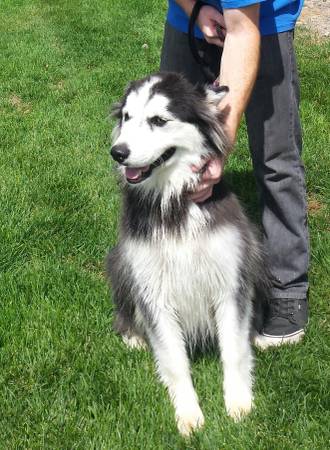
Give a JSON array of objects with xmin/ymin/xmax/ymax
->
[
  {"xmin": 205, "ymin": 85, "xmax": 229, "ymax": 107},
  {"xmin": 111, "ymin": 78, "xmax": 142, "ymax": 119},
  {"xmin": 111, "ymin": 101, "xmax": 123, "ymax": 119}
]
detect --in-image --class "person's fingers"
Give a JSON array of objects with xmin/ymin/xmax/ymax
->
[
  {"xmin": 211, "ymin": 8, "xmax": 226, "ymax": 27},
  {"xmin": 191, "ymin": 155, "xmax": 212, "ymax": 173},
  {"xmin": 202, "ymin": 23, "xmax": 225, "ymax": 42},
  {"xmin": 192, "ymin": 182, "xmax": 210, "ymax": 193},
  {"xmin": 201, "ymin": 6, "xmax": 226, "ymax": 28},
  {"xmin": 189, "ymin": 186, "xmax": 213, "ymax": 203},
  {"xmin": 215, "ymin": 23, "xmax": 226, "ymax": 41},
  {"xmin": 200, "ymin": 158, "xmax": 223, "ymax": 182},
  {"xmin": 204, "ymin": 36, "xmax": 224, "ymax": 47},
  {"xmin": 189, "ymin": 158, "xmax": 223, "ymax": 202},
  {"xmin": 198, "ymin": 6, "xmax": 226, "ymax": 47}
]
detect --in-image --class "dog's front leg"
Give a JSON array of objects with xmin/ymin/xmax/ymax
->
[
  {"xmin": 146, "ymin": 308, "xmax": 204, "ymax": 436},
  {"xmin": 215, "ymin": 293, "xmax": 254, "ymax": 420}
]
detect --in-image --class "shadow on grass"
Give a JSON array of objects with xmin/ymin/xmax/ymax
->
[{"xmin": 224, "ymin": 169, "xmax": 261, "ymax": 225}]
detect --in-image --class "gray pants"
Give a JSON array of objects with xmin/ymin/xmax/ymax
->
[{"xmin": 160, "ymin": 22, "xmax": 309, "ymax": 300}]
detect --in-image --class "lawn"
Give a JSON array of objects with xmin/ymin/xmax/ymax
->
[{"xmin": 0, "ymin": 1, "xmax": 329, "ymax": 448}]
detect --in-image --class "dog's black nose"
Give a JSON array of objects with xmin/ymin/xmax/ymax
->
[{"xmin": 110, "ymin": 144, "xmax": 130, "ymax": 163}]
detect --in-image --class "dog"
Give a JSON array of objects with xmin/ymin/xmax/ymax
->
[{"xmin": 107, "ymin": 72, "xmax": 267, "ymax": 436}]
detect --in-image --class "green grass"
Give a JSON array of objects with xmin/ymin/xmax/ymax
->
[{"xmin": 0, "ymin": 1, "xmax": 329, "ymax": 448}]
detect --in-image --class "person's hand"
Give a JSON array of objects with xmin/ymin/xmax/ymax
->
[
  {"xmin": 197, "ymin": 5, "xmax": 227, "ymax": 47},
  {"xmin": 189, "ymin": 157, "xmax": 223, "ymax": 203}
]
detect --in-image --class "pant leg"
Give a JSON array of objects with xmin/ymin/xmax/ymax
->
[
  {"xmin": 245, "ymin": 31, "xmax": 309, "ymax": 300},
  {"xmin": 160, "ymin": 21, "xmax": 221, "ymax": 84},
  {"xmin": 161, "ymin": 23, "xmax": 309, "ymax": 299}
]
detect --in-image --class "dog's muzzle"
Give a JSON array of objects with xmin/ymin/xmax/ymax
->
[{"xmin": 115, "ymin": 147, "xmax": 176, "ymax": 184}]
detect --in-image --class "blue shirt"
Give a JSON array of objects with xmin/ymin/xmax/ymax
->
[{"xmin": 167, "ymin": 0, "xmax": 304, "ymax": 36}]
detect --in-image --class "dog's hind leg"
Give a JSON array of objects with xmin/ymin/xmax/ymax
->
[
  {"xmin": 114, "ymin": 306, "xmax": 148, "ymax": 350},
  {"xmin": 107, "ymin": 248, "xmax": 148, "ymax": 350},
  {"xmin": 215, "ymin": 289, "xmax": 254, "ymax": 420},
  {"xmin": 146, "ymin": 308, "xmax": 204, "ymax": 436}
]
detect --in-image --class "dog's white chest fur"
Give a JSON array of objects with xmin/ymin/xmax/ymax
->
[{"xmin": 123, "ymin": 219, "xmax": 242, "ymax": 339}]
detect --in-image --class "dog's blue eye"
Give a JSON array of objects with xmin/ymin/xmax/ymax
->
[
  {"xmin": 149, "ymin": 116, "xmax": 167, "ymax": 127},
  {"xmin": 123, "ymin": 112, "xmax": 130, "ymax": 122}
]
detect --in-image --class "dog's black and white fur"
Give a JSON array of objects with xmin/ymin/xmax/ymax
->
[{"xmin": 107, "ymin": 72, "xmax": 267, "ymax": 436}]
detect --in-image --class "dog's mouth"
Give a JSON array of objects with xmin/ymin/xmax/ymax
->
[{"xmin": 124, "ymin": 147, "xmax": 176, "ymax": 184}]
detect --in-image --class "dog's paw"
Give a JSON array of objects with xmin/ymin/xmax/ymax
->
[
  {"xmin": 122, "ymin": 334, "xmax": 148, "ymax": 350},
  {"xmin": 225, "ymin": 390, "xmax": 253, "ymax": 421},
  {"xmin": 175, "ymin": 404, "xmax": 205, "ymax": 437}
]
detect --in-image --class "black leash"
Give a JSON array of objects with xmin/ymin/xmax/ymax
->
[{"xmin": 188, "ymin": 1, "xmax": 225, "ymax": 83}]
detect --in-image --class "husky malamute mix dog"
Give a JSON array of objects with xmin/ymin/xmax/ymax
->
[{"xmin": 107, "ymin": 72, "xmax": 266, "ymax": 436}]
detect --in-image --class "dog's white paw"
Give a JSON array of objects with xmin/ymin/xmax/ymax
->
[
  {"xmin": 225, "ymin": 389, "xmax": 253, "ymax": 421},
  {"xmin": 122, "ymin": 334, "xmax": 147, "ymax": 350},
  {"xmin": 175, "ymin": 404, "xmax": 205, "ymax": 436}
]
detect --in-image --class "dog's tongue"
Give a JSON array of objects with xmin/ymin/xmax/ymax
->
[{"xmin": 125, "ymin": 166, "xmax": 149, "ymax": 181}]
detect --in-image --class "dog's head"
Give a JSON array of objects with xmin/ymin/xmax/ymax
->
[{"xmin": 110, "ymin": 72, "xmax": 229, "ymax": 195}]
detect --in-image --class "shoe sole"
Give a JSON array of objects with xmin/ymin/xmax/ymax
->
[{"xmin": 252, "ymin": 329, "xmax": 305, "ymax": 350}]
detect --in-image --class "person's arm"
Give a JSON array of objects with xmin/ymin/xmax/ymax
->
[
  {"xmin": 218, "ymin": 5, "xmax": 260, "ymax": 143},
  {"xmin": 174, "ymin": 1, "xmax": 260, "ymax": 201},
  {"xmin": 175, "ymin": 2, "xmax": 260, "ymax": 143},
  {"xmin": 177, "ymin": 2, "xmax": 260, "ymax": 142}
]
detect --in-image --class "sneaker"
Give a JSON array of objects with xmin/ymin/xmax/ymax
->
[{"xmin": 253, "ymin": 298, "xmax": 308, "ymax": 350}]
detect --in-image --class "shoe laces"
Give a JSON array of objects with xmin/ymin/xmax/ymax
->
[{"xmin": 268, "ymin": 298, "xmax": 297, "ymax": 324}]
